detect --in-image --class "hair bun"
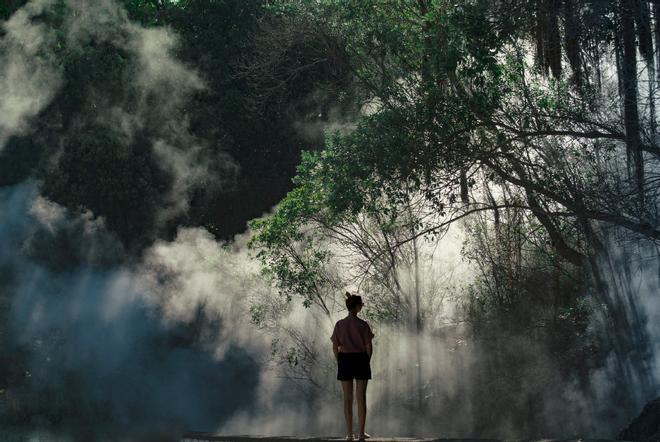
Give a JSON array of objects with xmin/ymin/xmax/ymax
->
[{"xmin": 344, "ymin": 292, "xmax": 363, "ymax": 311}]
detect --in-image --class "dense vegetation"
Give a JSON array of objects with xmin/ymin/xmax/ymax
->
[{"xmin": 1, "ymin": 0, "xmax": 660, "ymax": 437}]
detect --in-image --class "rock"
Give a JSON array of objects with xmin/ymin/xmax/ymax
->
[{"xmin": 618, "ymin": 397, "xmax": 660, "ymax": 441}]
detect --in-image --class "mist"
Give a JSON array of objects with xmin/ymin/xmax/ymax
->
[
  {"xmin": 2, "ymin": 1, "xmax": 660, "ymax": 441},
  {"xmin": 0, "ymin": 182, "xmax": 269, "ymax": 437},
  {"xmin": 0, "ymin": 0, "xmax": 260, "ymax": 438}
]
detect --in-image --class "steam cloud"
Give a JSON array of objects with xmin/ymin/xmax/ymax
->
[
  {"xmin": 0, "ymin": 0, "xmax": 62, "ymax": 148},
  {"xmin": 1, "ymin": 0, "xmax": 234, "ymax": 224}
]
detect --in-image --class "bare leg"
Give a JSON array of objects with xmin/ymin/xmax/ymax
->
[
  {"xmin": 356, "ymin": 379, "xmax": 368, "ymax": 437},
  {"xmin": 341, "ymin": 380, "xmax": 354, "ymax": 437}
]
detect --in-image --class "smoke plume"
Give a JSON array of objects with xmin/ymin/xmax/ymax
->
[{"xmin": 0, "ymin": 0, "xmax": 62, "ymax": 148}]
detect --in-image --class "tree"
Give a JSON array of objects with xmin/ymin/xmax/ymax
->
[{"xmin": 249, "ymin": 0, "xmax": 660, "ymax": 432}]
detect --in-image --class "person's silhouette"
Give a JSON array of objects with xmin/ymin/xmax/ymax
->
[{"xmin": 331, "ymin": 292, "xmax": 374, "ymax": 441}]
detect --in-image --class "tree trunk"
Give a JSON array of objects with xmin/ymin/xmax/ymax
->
[
  {"xmin": 619, "ymin": 0, "xmax": 645, "ymax": 209},
  {"xmin": 636, "ymin": 0, "xmax": 657, "ymax": 144},
  {"xmin": 563, "ymin": 0, "xmax": 582, "ymax": 87},
  {"xmin": 548, "ymin": 0, "xmax": 563, "ymax": 78},
  {"xmin": 654, "ymin": 3, "xmax": 660, "ymax": 81},
  {"xmin": 536, "ymin": 0, "xmax": 548, "ymax": 74}
]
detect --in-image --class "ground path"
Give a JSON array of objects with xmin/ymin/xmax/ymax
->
[{"xmin": 180, "ymin": 434, "xmax": 620, "ymax": 442}]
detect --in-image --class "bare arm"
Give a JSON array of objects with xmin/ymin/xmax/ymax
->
[
  {"xmin": 333, "ymin": 341, "xmax": 339, "ymax": 360},
  {"xmin": 366, "ymin": 342, "xmax": 372, "ymax": 359}
]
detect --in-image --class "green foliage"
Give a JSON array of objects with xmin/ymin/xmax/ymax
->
[
  {"xmin": 248, "ymin": 5, "xmax": 632, "ymax": 407},
  {"xmin": 42, "ymin": 123, "xmax": 169, "ymax": 247},
  {"xmin": 0, "ymin": 1, "xmax": 26, "ymax": 20},
  {"xmin": 248, "ymin": 176, "xmax": 335, "ymax": 308}
]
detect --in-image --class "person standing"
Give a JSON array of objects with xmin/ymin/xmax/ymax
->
[{"xmin": 331, "ymin": 292, "xmax": 375, "ymax": 441}]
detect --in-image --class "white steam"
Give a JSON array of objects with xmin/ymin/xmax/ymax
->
[
  {"xmin": 0, "ymin": 0, "xmax": 62, "ymax": 148},
  {"xmin": 0, "ymin": 182, "xmax": 273, "ymax": 434},
  {"xmin": 2, "ymin": 0, "xmax": 235, "ymax": 223}
]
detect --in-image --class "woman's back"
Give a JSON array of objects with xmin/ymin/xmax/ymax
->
[{"xmin": 331, "ymin": 314, "xmax": 374, "ymax": 353}]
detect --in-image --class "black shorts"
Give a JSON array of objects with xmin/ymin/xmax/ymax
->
[{"xmin": 337, "ymin": 352, "xmax": 371, "ymax": 380}]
